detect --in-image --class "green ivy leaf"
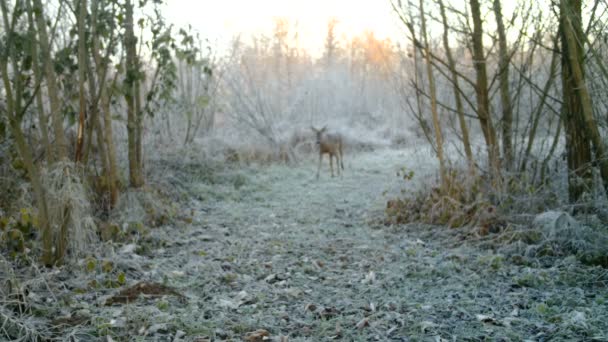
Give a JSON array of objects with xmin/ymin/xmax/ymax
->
[{"xmin": 86, "ymin": 258, "xmax": 97, "ymax": 273}]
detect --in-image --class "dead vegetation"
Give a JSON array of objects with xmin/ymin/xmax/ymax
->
[
  {"xmin": 386, "ymin": 167, "xmax": 497, "ymax": 230},
  {"xmin": 193, "ymin": 127, "xmax": 386, "ymax": 168},
  {"xmin": 385, "ymin": 162, "xmax": 608, "ymax": 268},
  {"xmin": 104, "ymin": 281, "xmax": 185, "ymax": 306}
]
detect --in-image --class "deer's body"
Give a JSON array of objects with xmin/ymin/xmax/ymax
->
[{"xmin": 312, "ymin": 126, "xmax": 344, "ymax": 178}]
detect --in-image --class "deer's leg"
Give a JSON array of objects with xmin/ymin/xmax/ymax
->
[
  {"xmin": 316, "ymin": 153, "xmax": 322, "ymax": 179},
  {"xmin": 335, "ymin": 153, "xmax": 340, "ymax": 176},
  {"xmin": 330, "ymin": 154, "xmax": 334, "ymax": 177},
  {"xmin": 339, "ymin": 144, "xmax": 344, "ymax": 170}
]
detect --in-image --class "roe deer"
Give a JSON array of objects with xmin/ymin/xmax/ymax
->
[{"xmin": 311, "ymin": 126, "xmax": 344, "ymax": 179}]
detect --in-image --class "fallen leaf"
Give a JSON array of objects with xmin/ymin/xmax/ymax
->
[
  {"xmin": 119, "ymin": 244, "xmax": 137, "ymax": 254},
  {"xmin": 244, "ymin": 329, "xmax": 270, "ymax": 342},
  {"xmin": 192, "ymin": 337, "xmax": 211, "ymax": 342},
  {"xmin": 304, "ymin": 303, "xmax": 317, "ymax": 312},
  {"xmin": 330, "ymin": 322, "xmax": 342, "ymax": 339},
  {"xmin": 356, "ymin": 318, "xmax": 369, "ymax": 329},
  {"xmin": 218, "ymin": 298, "xmax": 238, "ymax": 309},
  {"xmin": 362, "ymin": 271, "xmax": 376, "ymax": 284},
  {"xmin": 264, "ymin": 274, "xmax": 278, "ymax": 283},
  {"xmin": 317, "ymin": 306, "xmax": 340, "ymax": 319},
  {"xmin": 419, "ymin": 320, "xmax": 437, "ymax": 333},
  {"xmin": 475, "ymin": 314, "xmax": 502, "ymax": 325}
]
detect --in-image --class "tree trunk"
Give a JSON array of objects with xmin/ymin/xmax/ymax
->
[
  {"xmin": 102, "ymin": 82, "xmax": 119, "ymax": 205},
  {"xmin": 75, "ymin": 0, "xmax": 87, "ymax": 163},
  {"xmin": 32, "ymin": 0, "xmax": 67, "ymax": 160},
  {"xmin": 470, "ymin": 0, "xmax": 500, "ymax": 179},
  {"xmin": 493, "ymin": 0, "xmax": 514, "ymax": 170},
  {"xmin": 26, "ymin": 0, "xmax": 51, "ymax": 164},
  {"xmin": 1, "ymin": 0, "xmax": 53, "ymax": 266},
  {"xmin": 540, "ymin": 118, "xmax": 562, "ymax": 184},
  {"xmin": 135, "ymin": 65, "xmax": 144, "ymax": 183},
  {"xmin": 560, "ymin": 0, "xmax": 592, "ymax": 202},
  {"xmin": 419, "ymin": 0, "xmax": 448, "ymax": 189},
  {"xmin": 124, "ymin": 0, "xmax": 144, "ymax": 187},
  {"xmin": 560, "ymin": 0, "xmax": 608, "ymax": 201},
  {"xmin": 4, "ymin": 94, "xmax": 53, "ymax": 266},
  {"xmin": 89, "ymin": 0, "xmax": 119, "ymax": 206},
  {"xmin": 438, "ymin": 0, "xmax": 474, "ymax": 172}
]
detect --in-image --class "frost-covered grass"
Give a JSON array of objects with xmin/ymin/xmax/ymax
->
[{"xmin": 1, "ymin": 147, "xmax": 607, "ymax": 341}]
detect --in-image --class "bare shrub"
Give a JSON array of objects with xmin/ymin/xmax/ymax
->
[
  {"xmin": 386, "ymin": 167, "xmax": 495, "ymax": 232},
  {"xmin": 289, "ymin": 129, "xmax": 315, "ymax": 155}
]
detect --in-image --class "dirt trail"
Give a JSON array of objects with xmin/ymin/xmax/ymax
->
[{"xmin": 169, "ymin": 149, "xmax": 419, "ymax": 339}]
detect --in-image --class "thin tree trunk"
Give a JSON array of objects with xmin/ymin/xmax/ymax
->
[
  {"xmin": 1, "ymin": 0, "xmax": 53, "ymax": 266},
  {"xmin": 419, "ymin": 0, "xmax": 448, "ymax": 189},
  {"xmin": 102, "ymin": 81, "xmax": 119, "ymax": 205},
  {"xmin": 124, "ymin": 0, "xmax": 144, "ymax": 187},
  {"xmin": 26, "ymin": 0, "xmax": 51, "ymax": 164},
  {"xmin": 135, "ymin": 67, "xmax": 144, "ymax": 183},
  {"xmin": 493, "ymin": 0, "xmax": 514, "ymax": 170},
  {"xmin": 32, "ymin": 0, "xmax": 67, "ymax": 160},
  {"xmin": 94, "ymin": 113, "xmax": 110, "ymax": 199},
  {"xmin": 89, "ymin": 0, "xmax": 119, "ymax": 206},
  {"xmin": 84, "ymin": 30, "xmax": 105, "ymax": 170},
  {"xmin": 521, "ymin": 46, "xmax": 559, "ymax": 172},
  {"xmin": 3, "ymin": 91, "xmax": 52, "ymax": 265},
  {"xmin": 75, "ymin": 0, "xmax": 87, "ymax": 163},
  {"xmin": 540, "ymin": 118, "xmax": 562, "ymax": 183},
  {"xmin": 470, "ymin": 0, "xmax": 500, "ymax": 179},
  {"xmin": 438, "ymin": 0, "xmax": 474, "ymax": 172},
  {"xmin": 412, "ymin": 55, "xmax": 434, "ymax": 149}
]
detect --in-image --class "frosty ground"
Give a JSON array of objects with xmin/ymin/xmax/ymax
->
[{"xmin": 3, "ymin": 147, "xmax": 608, "ymax": 341}]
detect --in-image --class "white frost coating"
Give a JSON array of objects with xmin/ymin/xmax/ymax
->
[{"xmin": 532, "ymin": 211, "xmax": 579, "ymax": 238}]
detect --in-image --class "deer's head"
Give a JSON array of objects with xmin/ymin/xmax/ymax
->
[{"xmin": 311, "ymin": 126, "xmax": 327, "ymax": 145}]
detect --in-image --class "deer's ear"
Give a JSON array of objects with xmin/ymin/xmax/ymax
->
[
  {"xmin": 311, "ymin": 126, "xmax": 318, "ymax": 132},
  {"xmin": 320, "ymin": 125, "xmax": 327, "ymax": 132}
]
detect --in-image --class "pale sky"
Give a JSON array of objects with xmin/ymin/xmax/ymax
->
[{"xmin": 163, "ymin": 0, "xmax": 402, "ymax": 57}]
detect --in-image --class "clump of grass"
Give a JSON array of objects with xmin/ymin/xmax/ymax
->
[
  {"xmin": 41, "ymin": 161, "xmax": 97, "ymax": 260},
  {"xmin": 501, "ymin": 211, "xmax": 608, "ymax": 266},
  {"xmin": 113, "ymin": 187, "xmax": 175, "ymax": 232},
  {"xmin": 0, "ymin": 310, "xmax": 51, "ymax": 341}
]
